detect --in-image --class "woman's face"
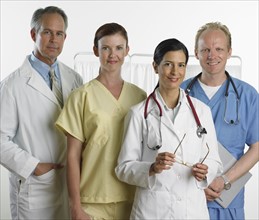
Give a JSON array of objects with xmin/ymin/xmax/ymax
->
[
  {"xmin": 154, "ymin": 50, "xmax": 187, "ymax": 91},
  {"xmin": 94, "ymin": 33, "xmax": 129, "ymax": 73}
]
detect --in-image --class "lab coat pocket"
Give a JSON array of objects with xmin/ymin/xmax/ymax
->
[
  {"xmin": 133, "ymin": 189, "xmax": 171, "ymax": 219},
  {"xmin": 28, "ymin": 169, "xmax": 62, "ymax": 209}
]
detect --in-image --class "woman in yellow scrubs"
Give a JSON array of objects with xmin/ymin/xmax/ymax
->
[{"xmin": 56, "ymin": 23, "xmax": 146, "ymax": 220}]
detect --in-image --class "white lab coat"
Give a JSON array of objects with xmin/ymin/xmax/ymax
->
[
  {"xmin": 116, "ymin": 89, "xmax": 222, "ymax": 220},
  {"xmin": 0, "ymin": 56, "xmax": 83, "ymax": 219}
]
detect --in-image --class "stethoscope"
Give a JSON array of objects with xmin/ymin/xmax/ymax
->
[
  {"xmin": 185, "ymin": 71, "xmax": 240, "ymax": 125},
  {"xmin": 144, "ymin": 84, "xmax": 207, "ymax": 150}
]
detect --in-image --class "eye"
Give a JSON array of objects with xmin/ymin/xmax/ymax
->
[
  {"xmin": 216, "ymin": 48, "xmax": 224, "ymax": 52},
  {"xmin": 163, "ymin": 62, "xmax": 173, "ymax": 67},
  {"xmin": 101, "ymin": 46, "xmax": 109, "ymax": 51},
  {"xmin": 201, "ymin": 48, "xmax": 210, "ymax": 53},
  {"xmin": 178, "ymin": 63, "xmax": 186, "ymax": 68},
  {"xmin": 56, "ymin": 32, "xmax": 65, "ymax": 38},
  {"xmin": 117, "ymin": 46, "xmax": 124, "ymax": 50},
  {"xmin": 42, "ymin": 30, "xmax": 51, "ymax": 35}
]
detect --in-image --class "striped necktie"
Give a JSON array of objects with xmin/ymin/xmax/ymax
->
[{"xmin": 49, "ymin": 68, "xmax": 63, "ymax": 108}]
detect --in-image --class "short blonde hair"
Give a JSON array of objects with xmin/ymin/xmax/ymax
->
[{"xmin": 195, "ymin": 22, "xmax": 232, "ymax": 50}]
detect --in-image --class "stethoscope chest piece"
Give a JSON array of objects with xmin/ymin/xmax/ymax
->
[{"xmin": 196, "ymin": 126, "xmax": 207, "ymax": 138}]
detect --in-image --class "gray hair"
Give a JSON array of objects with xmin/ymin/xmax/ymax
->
[{"xmin": 30, "ymin": 6, "xmax": 68, "ymax": 33}]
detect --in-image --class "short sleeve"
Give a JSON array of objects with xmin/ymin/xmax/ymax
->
[
  {"xmin": 246, "ymin": 91, "xmax": 259, "ymax": 145},
  {"xmin": 56, "ymin": 89, "xmax": 85, "ymax": 142}
]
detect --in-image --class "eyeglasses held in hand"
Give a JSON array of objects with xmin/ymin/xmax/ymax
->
[{"xmin": 173, "ymin": 134, "xmax": 210, "ymax": 168}]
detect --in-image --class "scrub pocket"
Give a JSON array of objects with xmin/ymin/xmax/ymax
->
[{"xmin": 28, "ymin": 169, "xmax": 63, "ymax": 209}]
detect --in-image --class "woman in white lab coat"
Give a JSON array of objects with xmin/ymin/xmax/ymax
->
[{"xmin": 115, "ymin": 38, "xmax": 222, "ymax": 219}]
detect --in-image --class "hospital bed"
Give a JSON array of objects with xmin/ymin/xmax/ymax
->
[{"xmin": 74, "ymin": 52, "xmax": 241, "ymax": 94}]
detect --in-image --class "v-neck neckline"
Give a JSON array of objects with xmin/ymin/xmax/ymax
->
[{"xmin": 93, "ymin": 79, "xmax": 126, "ymax": 102}]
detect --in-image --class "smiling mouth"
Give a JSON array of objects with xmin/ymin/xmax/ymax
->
[
  {"xmin": 207, "ymin": 61, "xmax": 220, "ymax": 66},
  {"xmin": 108, "ymin": 60, "xmax": 117, "ymax": 64},
  {"xmin": 168, "ymin": 78, "xmax": 179, "ymax": 82}
]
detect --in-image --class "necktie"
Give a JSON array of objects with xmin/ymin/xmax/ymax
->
[{"xmin": 49, "ymin": 68, "xmax": 63, "ymax": 107}]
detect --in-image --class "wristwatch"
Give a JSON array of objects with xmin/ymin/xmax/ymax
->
[{"xmin": 221, "ymin": 174, "xmax": 231, "ymax": 190}]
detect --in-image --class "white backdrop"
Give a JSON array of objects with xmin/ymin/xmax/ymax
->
[{"xmin": 1, "ymin": 1, "xmax": 258, "ymax": 219}]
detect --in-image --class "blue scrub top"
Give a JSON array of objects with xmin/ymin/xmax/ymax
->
[{"xmin": 181, "ymin": 76, "xmax": 259, "ymax": 209}]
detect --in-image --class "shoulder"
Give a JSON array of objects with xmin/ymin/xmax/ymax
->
[
  {"xmin": 58, "ymin": 61, "xmax": 83, "ymax": 82},
  {"xmin": 0, "ymin": 58, "xmax": 30, "ymax": 90},
  {"xmin": 125, "ymin": 81, "xmax": 146, "ymax": 93},
  {"xmin": 181, "ymin": 77, "xmax": 195, "ymax": 90},
  {"xmin": 124, "ymin": 81, "xmax": 147, "ymax": 99},
  {"xmin": 181, "ymin": 89, "xmax": 211, "ymax": 114},
  {"xmin": 126, "ymin": 99, "xmax": 146, "ymax": 120},
  {"xmin": 68, "ymin": 79, "xmax": 100, "ymax": 97},
  {"xmin": 232, "ymin": 77, "xmax": 258, "ymax": 95}
]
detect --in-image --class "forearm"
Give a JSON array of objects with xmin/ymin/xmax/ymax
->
[
  {"xmin": 67, "ymin": 155, "xmax": 81, "ymax": 208},
  {"xmin": 225, "ymin": 142, "xmax": 259, "ymax": 183},
  {"xmin": 66, "ymin": 134, "xmax": 83, "ymax": 209},
  {"xmin": 0, "ymin": 138, "xmax": 39, "ymax": 179}
]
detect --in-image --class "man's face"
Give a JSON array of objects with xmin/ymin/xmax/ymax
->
[
  {"xmin": 31, "ymin": 13, "xmax": 66, "ymax": 65},
  {"xmin": 195, "ymin": 29, "xmax": 232, "ymax": 76}
]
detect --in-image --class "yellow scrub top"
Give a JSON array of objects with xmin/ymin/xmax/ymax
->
[{"xmin": 56, "ymin": 79, "xmax": 146, "ymax": 203}]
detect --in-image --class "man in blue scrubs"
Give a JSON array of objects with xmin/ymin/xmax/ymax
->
[{"xmin": 181, "ymin": 22, "xmax": 259, "ymax": 220}]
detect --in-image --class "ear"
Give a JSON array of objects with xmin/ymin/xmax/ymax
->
[
  {"xmin": 227, "ymin": 48, "xmax": 232, "ymax": 59},
  {"xmin": 93, "ymin": 46, "xmax": 99, "ymax": 57},
  {"xmin": 30, "ymin": 29, "xmax": 36, "ymax": 42},
  {"xmin": 152, "ymin": 61, "xmax": 159, "ymax": 74},
  {"xmin": 125, "ymin": 46, "xmax": 130, "ymax": 56},
  {"xmin": 194, "ymin": 49, "xmax": 199, "ymax": 60}
]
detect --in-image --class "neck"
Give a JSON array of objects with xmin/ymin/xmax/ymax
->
[
  {"xmin": 159, "ymin": 87, "xmax": 180, "ymax": 109},
  {"xmin": 96, "ymin": 74, "xmax": 124, "ymax": 100},
  {"xmin": 200, "ymin": 71, "xmax": 227, "ymax": 86},
  {"xmin": 96, "ymin": 70, "xmax": 123, "ymax": 83}
]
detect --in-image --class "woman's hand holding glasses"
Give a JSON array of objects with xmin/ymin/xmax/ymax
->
[
  {"xmin": 149, "ymin": 152, "xmax": 175, "ymax": 176},
  {"xmin": 192, "ymin": 163, "xmax": 208, "ymax": 182}
]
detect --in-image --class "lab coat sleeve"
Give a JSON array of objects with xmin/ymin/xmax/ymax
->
[
  {"xmin": 0, "ymin": 80, "xmax": 39, "ymax": 179},
  {"xmin": 115, "ymin": 107, "xmax": 157, "ymax": 189},
  {"xmin": 195, "ymin": 103, "xmax": 223, "ymax": 189}
]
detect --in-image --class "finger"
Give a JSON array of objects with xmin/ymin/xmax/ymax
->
[
  {"xmin": 193, "ymin": 166, "xmax": 208, "ymax": 175},
  {"xmin": 53, "ymin": 164, "xmax": 64, "ymax": 169},
  {"xmin": 159, "ymin": 152, "xmax": 174, "ymax": 160},
  {"xmin": 196, "ymin": 163, "xmax": 208, "ymax": 171}
]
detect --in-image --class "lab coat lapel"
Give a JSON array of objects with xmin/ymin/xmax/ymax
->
[
  {"xmin": 22, "ymin": 58, "xmax": 60, "ymax": 106},
  {"xmin": 160, "ymin": 93, "xmax": 190, "ymax": 134},
  {"xmin": 149, "ymin": 100, "xmax": 175, "ymax": 134}
]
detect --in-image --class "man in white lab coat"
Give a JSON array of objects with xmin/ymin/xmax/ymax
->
[{"xmin": 0, "ymin": 6, "xmax": 83, "ymax": 219}]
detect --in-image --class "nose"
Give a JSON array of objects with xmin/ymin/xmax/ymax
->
[
  {"xmin": 170, "ymin": 65, "xmax": 177, "ymax": 75},
  {"xmin": 49, "ymin": 32, "xmax": 57, "ymax": 42},
  {"xmin": 208, "ymin": 49, "xmax": 217, "ymax": 59},
  {"xmin": 109, "ymin": 49, "xmax": 116, "ymax": 57}
]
